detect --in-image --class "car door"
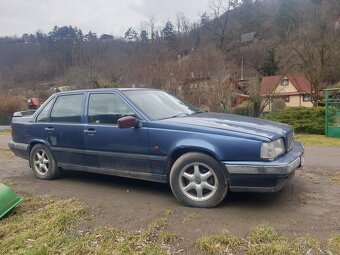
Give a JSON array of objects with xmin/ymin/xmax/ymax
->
[
  {"xmin": 46, "ymin": 93, "xmax": 86, "ymax": 166},
  {"xmin": 83, "ymin": 92, "xmax": 151, "ymax": 174}
]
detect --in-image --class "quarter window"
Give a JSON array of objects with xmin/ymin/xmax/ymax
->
[
  {"xmin": 36, "ymin": 99, "xmax": 54, "ymax": 122},
  {"xmin": 50, "ymin": 94, "xmax": 84, "ymax": 123},
  {"xmin": 88, "ymin": 94, "xmax": 135, "ymax": 125}
]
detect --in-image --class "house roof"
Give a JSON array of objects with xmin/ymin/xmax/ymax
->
[
  {"xmin": 241, "ymin": 32, "xmax": 256, "ymax": 43},
  {"xmin": 260, "ymin": 74, "xmax": 312, "ymax": 96},
  {"xmin": 27, "ymin": 98, "xmax": 40, "ymax": 106}
]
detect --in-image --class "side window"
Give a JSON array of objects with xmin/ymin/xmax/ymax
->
[
  {"xmin": 50, "ymin": 94, "xmax": 84, "ymax": 123},
  {"xmin": 88, "ymin": 94, "xmax": 135, "ymax": 125},
  {"xmin": 36, "ymin": 99, "xmax": 54, "ymax": 122}
]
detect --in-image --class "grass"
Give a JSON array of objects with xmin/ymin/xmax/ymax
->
[
  {"xmin": 295, "ymin": 134, "xmax": 340, "ymax": 147},
  {"xmin": 162, "ymin": 209, "xmax": 173, "ymax": 216},
  {"xmin": 195, "ymin": 224, "xmax": 338, "ymax": 255},
  {"xmin": 332, "ymin": 172, "xmax": 340, "ymax": 185},
  {"xmin": 0, "ymin": 196, "xmax": 171, "ymax": 255},
  {"xmin": 2, "ymin": 196, "xmax": 339, "ymax": 255},
  {"xmin": 330, "ymin": 235, "xmax": 340, "ymax": 253},
  {"xmin": 0, "ymin": 129, "xmax": 10, "ymax": 135},
  {"xmin": 182, "ymin": 212, "xmax": 200, "ymax": 223}
]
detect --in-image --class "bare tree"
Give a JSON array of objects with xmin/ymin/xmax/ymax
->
[
  {"xmin": 201, "ymin": 0, "xmax": 239, "ymax": 49},
  {"xmin": 288, "ymin": 2, "xmax": 340, "ymax": 105}
]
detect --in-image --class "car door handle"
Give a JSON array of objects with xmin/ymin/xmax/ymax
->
[
  {"xmin": 44, "ymin": 127, "xmax": 54, "ymax": 132},
  {"xmin": 84, "ymin": 129, "xmax": 96, "ymax": 135}
]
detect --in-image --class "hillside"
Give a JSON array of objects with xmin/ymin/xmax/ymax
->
[{"xmin": 0, "ymin": 0, "xmax": 339, "ymax": 104}]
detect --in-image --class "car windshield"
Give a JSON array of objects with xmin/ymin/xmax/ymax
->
[{"xmin": 123, "ymin": 90, "xmax": 199, "ymax": 120}]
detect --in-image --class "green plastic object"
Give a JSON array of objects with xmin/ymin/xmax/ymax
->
[
  {"xmin": 0, "ymin": 183, "xmax": 23, "ymax": 219},
  {"xmin": 324, "ymin": 88, "xmax": 340, "ymax": 138}
]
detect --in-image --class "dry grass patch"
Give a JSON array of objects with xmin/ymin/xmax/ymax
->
[
  {"xmin": 0, "ymin": 178, "xmax": 15, "ymax": 186},
  {"xmin": 2, "ymin": 195, "xmax": 338, "ymax": 255},
  {"xmin": 0, "ymin": 196, "xmax": 173, "ymax": 255},
  {"xmin": 195, "ymin": 224, "xmax": 337, "ymax": 255},
  {"xmin": 182, "ymin": 211, "xmax": 200, "ymax": 223},
  {"xmin": 0, "ymin": 130, "xmax": 10, "ymax": 135},
  {"xmin": 0, "ymin": 148, "xmax": 15, "ymax": 158},
  {"xmin": 331, "ymin": 172, "xmax": 340, "ymax": 185},
  {"xmin": 330, "ymin": 235, "xmax": 340, "ymax": 254},
  {"xmin": 162, "ymin": 209, "xmax": 173, "ymax": 216},
  {"xmin": 195, "ymin": 235, "xmax": 244, "ymax": 254}
]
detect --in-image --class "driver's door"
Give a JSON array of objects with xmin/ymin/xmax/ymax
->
[{"xmin": 83, "ymin": 92, "xmax": 151, "ymax": 174}]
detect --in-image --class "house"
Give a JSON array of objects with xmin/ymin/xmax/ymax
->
[
  {"xmin": 179, "ymin": 75, "xmax": 249, "ymax": 112},
  {"xmin": 261, "ymin": 74, "xmax": 313, "ymax": 112},
  {"xmin": 241, "ymin": 32, "xmax": 257, "ymax": 43},
  {"xmin": 100, "ymin": 34, "xmax": 114, "ymax": 42}
]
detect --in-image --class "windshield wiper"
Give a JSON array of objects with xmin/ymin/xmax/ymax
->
[
  {"xmin": 190, "ymin": 110, "xmax": 205, "ymax": 115},
  {"xmin": 159, "ymin": 113, "xmax": 190, "ymax": 120}
]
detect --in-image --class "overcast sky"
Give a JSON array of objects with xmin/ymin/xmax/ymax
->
[{"xmin": 0, "ymin": 0, "xmax": 211, "ymax": 37}]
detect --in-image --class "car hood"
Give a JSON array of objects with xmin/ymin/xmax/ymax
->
[{"xmin": 161, "ymin": 112, "xmax": 292, "ymax": 140}]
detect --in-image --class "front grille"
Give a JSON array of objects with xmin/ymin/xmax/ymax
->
[{"xmin": 286, "ymin": 132, "xmax": 294, "ymax": 151}]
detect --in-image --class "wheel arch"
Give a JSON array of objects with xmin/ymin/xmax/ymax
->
[
  {"xmin": 28, "ymin": 140, "xmax": 53, "ymax": 167},
  {"xmin": 166, "ymin": 146, "xmax": 221, "ymax": 181}
]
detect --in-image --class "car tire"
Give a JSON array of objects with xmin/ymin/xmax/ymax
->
[
  {"xmin": 170, "ymin": 152, "xmax": 228, "ymax": 208},
  {"xmin": 29, "ymin": 144, "xmax": 61, "ymax": 180}
]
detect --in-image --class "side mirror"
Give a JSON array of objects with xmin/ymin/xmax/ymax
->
[{"xmin": 117, "ymin": 116, "xmax": 140, "ymax": 128}]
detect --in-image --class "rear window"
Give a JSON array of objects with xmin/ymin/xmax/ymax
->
[{"xmin": 50, "ymin": 94, "xmax": 84, "ymax": 123}]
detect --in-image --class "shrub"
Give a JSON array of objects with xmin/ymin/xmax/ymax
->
[
  {"xmin": 0, "ymin": 94, "xmax": 25, "ymax": 125},
  {"xmin": 264, "ymin": 107, "xmax": 331, "ymax": 135},
  {"xmin": 232, "ymin": 105, "xmax": 253, "ymax": 116},
  {"xmin": 232, "ymin": 101, "xmax": 262, "ymax": 117}
]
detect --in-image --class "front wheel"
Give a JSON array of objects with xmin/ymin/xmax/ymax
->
[
  {"xmin": 170, "ymin": 152, "xmax": 228, "ymax": 208},
  {"xmin": 30, "ymin": 144, "xmax": 61, "ymax": 180}
]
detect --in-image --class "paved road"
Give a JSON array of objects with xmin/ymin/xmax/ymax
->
[
  {"xmin": 0, "ymin": 125, "xmax": 10, "ymax": 130},
  {"xmin": 304, "ymin": 147, "xmax": 340, "ymax": 170}
]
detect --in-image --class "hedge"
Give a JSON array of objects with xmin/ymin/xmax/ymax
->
[
  {"xmin": 264, "ymin": 107, "xmax": 333, "ymax": 135},
  {"xmin": 0, "ymin": 94, "xmax": 24, "ymax": 125}
]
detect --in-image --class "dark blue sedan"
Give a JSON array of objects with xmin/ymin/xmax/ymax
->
[{"xmin": 9, "ymin": 88, "xmax": 304, "ymax": 207}]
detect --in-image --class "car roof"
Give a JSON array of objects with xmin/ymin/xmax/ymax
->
[{"xmin": 54, "ymin": 87, "xmax": 159, "ymax": 96}]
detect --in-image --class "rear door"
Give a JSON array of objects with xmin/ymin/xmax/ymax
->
[
  {"xmin": 83, "ymin": 92, "xmax": 151, "ymax": 174},
  {"xmin": 47, "ymin": 93, "xmax": 86, "ymax": 166}
]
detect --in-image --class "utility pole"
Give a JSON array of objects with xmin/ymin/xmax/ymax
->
[{"xmin": 241, "ymin": 57, "xmax": 244, "ymax": 80}]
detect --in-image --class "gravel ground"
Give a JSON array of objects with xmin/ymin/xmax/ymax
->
[{"xmin": 0, "ymin": 134, "xmax": 339, "ymax": 254}]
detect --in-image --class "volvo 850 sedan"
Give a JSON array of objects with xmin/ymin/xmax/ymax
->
[{"xmin": 9, "ymin": 88, "xmax": 304, "ymax": 207}]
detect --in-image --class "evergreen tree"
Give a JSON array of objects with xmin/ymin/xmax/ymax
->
[
  {"xmin": 140, "ymin": 30, "xmax": 148, "ymax": 43},
  {"xmin": 85, "ymin": 31, "xmax": 97, "ymax": 41},
  {"xmin": 124, "ymin": 27, "xmax": 138, "ymax": 42},
  {"xmin": 162, "ymin": 21, "xmax": 176, "ymax": 45},
  {"xmin": 260, "ymin": 50, "xmax": 279, "ymax": 76}
]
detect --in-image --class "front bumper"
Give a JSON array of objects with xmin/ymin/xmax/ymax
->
[{"xmin": 222, "ymin": 141, "xmax": 304, "ymax": 192}]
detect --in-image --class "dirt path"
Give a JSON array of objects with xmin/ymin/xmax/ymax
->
[{"xmin": 1, "ymin": 134, "xmax": 339, "ymax": 254}]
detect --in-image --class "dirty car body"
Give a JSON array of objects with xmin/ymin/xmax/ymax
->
[{"xmin": 9, "ymin": 88, "xmax": 304, "ymax": 207}]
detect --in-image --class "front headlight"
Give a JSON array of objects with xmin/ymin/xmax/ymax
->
[{"xmin": 261, "ymin": 138, "xmax": 285, "ymax": 160}]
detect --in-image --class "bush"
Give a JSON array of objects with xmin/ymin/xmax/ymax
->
[
  {"xmin": 232, "ymin": 101, "xmax": 262, "ymax": 117},
  {"xmin": 264, "ymin": 107, "xmax": 331, "ymax": 135},
  {"xmin": 232, "ymin": 105, "xmax": 253, "ymax": 116},
  {"xmin": 0, "ymin": 94, "xmax": 25, "ymax": 125}
]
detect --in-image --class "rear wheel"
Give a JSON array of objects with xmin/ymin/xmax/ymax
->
[
  {"xmin": 30, "ymin": 144, "xmax": 61, "ymax": 180},
  {"xmin": 170, "ymin": 152, "xmax": 228, "ymax": 208}
]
